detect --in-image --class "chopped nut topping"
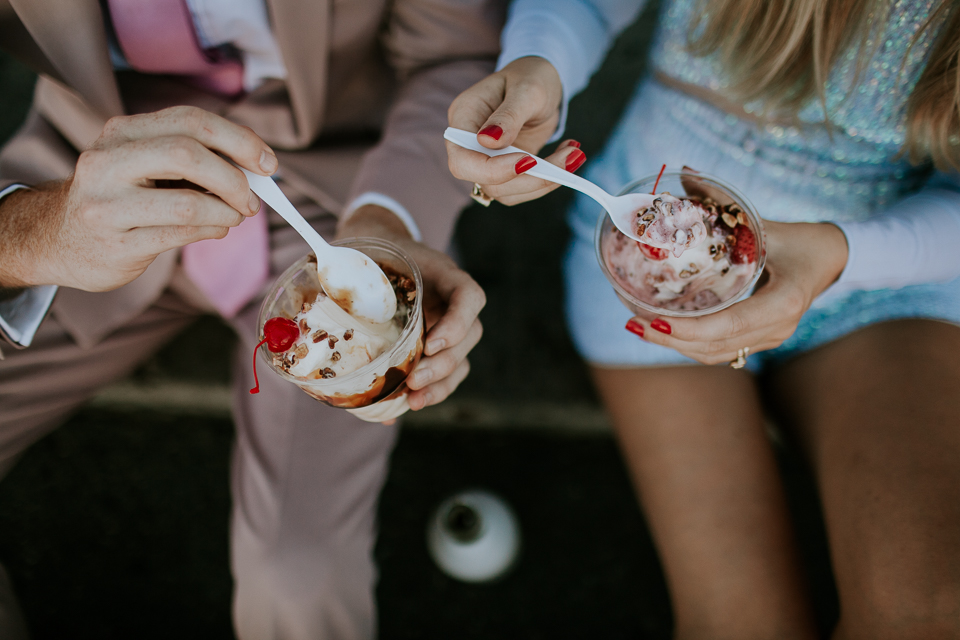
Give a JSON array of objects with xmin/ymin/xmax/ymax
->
[
  {"xmin": 294, "ymin": 344, "xmax": 308, "ymax": 359},
  {"xmin": 327, "ymin": 335, "xmax": 339, "ymax": 349},
  {"xmin": 343, "ymin": 329, "xmax": 354, "ymax": 341},
  {"xmin": 722, "ymin": 212, "xmax": 738, "ymax": 228},
  {"xmin": 321, "ymin": 367, "xmax": 336, "ymax": 379},
  {"xmin": 636, "ymin": 223, "xmax": 647, "ymax": 236},
  {"xmin": 727, "ymin": 234, "xmax": 737, "ymax": 245},
  {"xmin": 331, "ymin": 351, "xmax": 341, "ymax": 362},
  {"xmin": 311, "ymin": 330, "xmax": 328, "ymax": 343},
  {"xmin": 736, "ymin": 211, "xmax": 747, "ymax": 226},
  {"xmin": 300, "ymin": 301, "xmax": 313, "ymax": 314},
  {"xmin": 641, "ymin": 212, "xmax": 655, "ymax": 222},
  {"xmin": 298, "ymin": 319, "xmax": 309, "ymax": 335},
  {"xmin": 406, "ymin": 291, "xmax": 416, "ymax": 302},
  {"xmin": 679, "ymin": 263, "xmax": 700, "ymax": 279}
]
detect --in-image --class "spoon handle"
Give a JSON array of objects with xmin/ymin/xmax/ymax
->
[
  {"xmin": 241, "ymin": 168, "xmax": 329, "ymax": 257},
  {"xmin": 444, "ymin": 127, "xmax": 614, "ymax": 209}
]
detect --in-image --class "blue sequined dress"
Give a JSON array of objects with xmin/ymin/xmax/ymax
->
[{"xmin": 543, "ymin": 0, "xmax": 960, "ymax": 367}]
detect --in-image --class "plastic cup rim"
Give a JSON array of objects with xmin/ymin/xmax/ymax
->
[{"xmin": 256, "ymin": 236, "xmax": 424, "ymax": 388}]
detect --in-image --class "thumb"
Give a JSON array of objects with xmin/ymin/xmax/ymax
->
[{"xmin": 476, "ymin": 83, "xmax": 552, "ymax": 150}]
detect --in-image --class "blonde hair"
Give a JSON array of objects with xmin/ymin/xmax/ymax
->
[{"xmin": 688, "ymin": 0, "xmax": 960, "ymax": 171}]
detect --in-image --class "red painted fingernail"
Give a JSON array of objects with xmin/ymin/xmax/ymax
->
[
  {"xmin": 515, "ymin": 155, "xmax": 537, "ymax": 174},
  {"xmin": 479, "ymin": 125, "xmax": 503, "ymax": 140},
  {"xmin": 625, "ymin": 320, "xmax": 645, "ymax": 338},
  {"xmin": 565, "ymin": 149, "xmax": 586, "ymax": 172},
  {"xmin": 651, "ymin": 319, "xmax": 672, "ymax": 334},
  {"xmin": 567, "ymin": 140, "xmax": 581, "ymax": 148}
]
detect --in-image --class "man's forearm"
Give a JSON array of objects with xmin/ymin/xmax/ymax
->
[{"xmin": 0, "ymin": 183, "xmax": 65, "ymax": 288}]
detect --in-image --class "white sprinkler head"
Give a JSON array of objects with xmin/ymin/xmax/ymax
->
[{"xmin": 426, "ymin": 490, "xmax": 521, "ymax": 583}]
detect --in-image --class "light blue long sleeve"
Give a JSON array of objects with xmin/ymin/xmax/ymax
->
[
  {"xmin": 830, "ymin": 173, "xmax": 960, "ymax": 295},
  {"xmin": 496, "ymin": 0, "xmax": 647, "ymax": 140}
]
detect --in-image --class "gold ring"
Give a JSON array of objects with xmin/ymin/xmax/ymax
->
[
  {"xmin": 729, "ymin": 347, "xmax": 750, "ymax": 369},
  {"xmin": 470, "ymin": 183, "xmax": 493, "ymax": 207}
]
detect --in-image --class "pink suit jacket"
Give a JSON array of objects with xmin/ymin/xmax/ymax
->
[{"xmin": 0, "ymin": 0, "xmax": 503, "ymax": 348}]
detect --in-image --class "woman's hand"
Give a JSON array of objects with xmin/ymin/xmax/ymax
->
[
  {"xmin": 625, "ymin": 221, "xmax": 849, "ymax": 365},
  {"xmin": 446, "ymin": 56, "xmax": 587, "ymax": 206},
  {"xmin": 337, "ymin": 206, "xmax": 485, "ymax": 413}
]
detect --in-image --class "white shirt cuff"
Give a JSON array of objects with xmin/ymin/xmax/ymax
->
[
  {"xmin": 341, "ymin": 192, "xmax": 424, "ymax": 242},
  {"xmin": 0, "ymin": 183, "xmax": 58, "ymax": 349},
  {"xmin": 0, "ymin": 285, "xmax": 57, "ymax": 348}
]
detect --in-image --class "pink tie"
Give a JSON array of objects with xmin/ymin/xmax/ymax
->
[{"xmin": 108, "ymin": 0, "xmax": 271, "ymax": 318}]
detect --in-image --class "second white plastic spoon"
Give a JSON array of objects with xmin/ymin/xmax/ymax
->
[
  {"xmin": 444, "ymin": 127, "xmax": 658, "ymax": 243},
  {"xmin": 242, "ymin": 168, "xmax": 397, "ymax": 325}
]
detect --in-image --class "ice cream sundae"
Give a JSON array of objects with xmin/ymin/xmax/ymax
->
[
  {"xmin": 596, "ymin": 171, "xmax": 765, "ymax": 316},
  {"xmin": 253, "ymin": 238, "xmax": 424, "ymax": 422}
]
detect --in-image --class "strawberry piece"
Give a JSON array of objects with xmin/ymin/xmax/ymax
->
[
  {"xmin": 637, "ymin": 242, "xmax": 670, "ymax": 261},
  {"xmin": 729, "ymin": 225, "xmax": 757, "ymax": 264}
]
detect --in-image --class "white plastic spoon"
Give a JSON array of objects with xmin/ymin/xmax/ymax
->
[
  {"xmin": 242, "ymin": 168, "xmax": 397, "ymax": 325},
  {"xmin": 444, "ymin": 127, "xmax": 658, "ymax": 243}
]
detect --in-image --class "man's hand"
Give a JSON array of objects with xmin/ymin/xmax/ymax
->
[
  {"xmin": 0, "ymin": 106, "xmax": 278, "ymax": 291},
  {"xmin": 337, "ymin": 205, "xmax": 485, "ymax": 412},
  {"xmin": 446, "ymin": 56, "xmax": 586, "ymax": 206}
]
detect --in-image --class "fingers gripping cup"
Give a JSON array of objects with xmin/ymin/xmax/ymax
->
[
  {"xmin": 596, "ymin": 170, "xmax": 766, "ymax": 318},
  {"xmin": 255, "ymin": 238, "xmax": 425, "ymax": 422}
]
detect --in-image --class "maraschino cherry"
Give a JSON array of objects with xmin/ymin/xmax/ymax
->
[{"xmin": 250, "ymin": 317, "xmax": 300, "ymax": 394}]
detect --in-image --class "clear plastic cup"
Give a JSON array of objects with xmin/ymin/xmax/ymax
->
[
  {"xmin": 256, "ymin": 238, "xmax": 424, "ymax": 422},
  {"xmin": 595, "ymin": 171, "xmax": 766, "ymax": 318}
]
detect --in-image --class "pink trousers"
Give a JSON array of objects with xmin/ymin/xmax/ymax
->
[{"xmin": 0, "ymin": 212, "xmax": 397, "ymax": 640}]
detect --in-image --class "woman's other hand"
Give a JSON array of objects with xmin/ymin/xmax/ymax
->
[
  {"xmin": 446, "ymin": 56, "xmax": 587, "ymax": 206},
  {"xmin": 625, "ymin": 221, "xmax": 850, "ymax": 365}
]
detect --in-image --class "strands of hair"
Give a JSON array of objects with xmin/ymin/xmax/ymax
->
[{"xmin": 687, "ymin": 0, "xmax": 960, "ymax": 171}]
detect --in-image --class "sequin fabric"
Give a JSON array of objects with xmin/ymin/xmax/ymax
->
[{"xmin": 646, "ymin": 0, "xmax": 947, "ymax": 220}]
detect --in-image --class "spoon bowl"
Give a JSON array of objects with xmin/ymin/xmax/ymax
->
[{"xmin": 242, "ymin": 169, "xmax": 398, "ymax": 325}]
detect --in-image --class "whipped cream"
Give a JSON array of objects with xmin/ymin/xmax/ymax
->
[{"xmin": 634, "ymin": 193, "xmax": 708, "ymax": 258}]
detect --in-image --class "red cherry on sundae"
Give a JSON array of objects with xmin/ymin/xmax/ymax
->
[
  {"xmin": 729, "ymin": 225, "xmax": 757, "ymax": 265},
  {"xmin": 250, "ymin": 317, "xmax": 300, "ymax": 394},
  {"xmin": 637, "ymin": 241, "xmax": 670, "ymax": 261}
]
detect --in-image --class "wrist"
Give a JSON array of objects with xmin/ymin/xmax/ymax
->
[
  {"xmin": 0, "ymin": 186, "xmax": 63, "ymax": 288},
  {"xmin": 818, "ymin": 222, "xmax": 850, "ymax": 291},
  {"xmin": 337, "ymin": 204, "xmax": 415, "ymax": 244}
]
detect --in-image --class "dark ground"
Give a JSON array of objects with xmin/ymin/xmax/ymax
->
[{"xmin": 0, "ymin": 4, "xmax": 839, "ymax": 638}]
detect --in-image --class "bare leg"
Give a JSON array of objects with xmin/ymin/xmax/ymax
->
[
  {"xmin": 592, "ymin": 365, "xmax": 816, "ymax": 640},
  {"xmin": 767, "ymin": 320, "xmax": 960, "ymax": 640}
]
